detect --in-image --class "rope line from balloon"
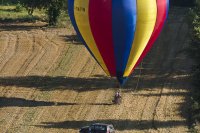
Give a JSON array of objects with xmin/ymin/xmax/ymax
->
[{"xmin": 133, "ymin": 61, "xmax": 143, "ymax": 94}]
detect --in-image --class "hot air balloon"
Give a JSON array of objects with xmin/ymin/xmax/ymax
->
[{"xmin": 68, "ymin": 0, "xmax": 169, "ymax": 86}]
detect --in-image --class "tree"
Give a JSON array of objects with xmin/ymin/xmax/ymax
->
[
  {"xmin": 170, "ymin": 0, "xmax": 196, "ymax": 7},
  {"xmin": 19, "ymin": 0, "xmax": 49, "ymax": 15},
  {"xmin": 47, "ymin": 0, "xmax": 65, "ymax": 26},
  {"xmin": 19, "ymin": 0, "xmax": 66, "ymax": 25},
  {"xmin": 188, "ymin": 0, "xmax": 200, "ymax": 123}
]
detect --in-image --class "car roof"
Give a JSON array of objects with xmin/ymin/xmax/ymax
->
[{"xmin": 91, "ymin": 123, "xmax": 113, "ymax": 126}]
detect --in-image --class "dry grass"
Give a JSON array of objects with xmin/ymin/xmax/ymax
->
[{"xmin": 0, "ymin": 5, "xmax": 46, "ymax": 22}]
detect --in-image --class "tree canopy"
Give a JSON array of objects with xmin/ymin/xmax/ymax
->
[{"xmin": 18, "ymin": 0, "xmax": 66, "ymax": 25}]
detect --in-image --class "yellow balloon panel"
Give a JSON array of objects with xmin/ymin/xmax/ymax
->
[{"xmin": 124, "ymin": 0, "xmax": 157, "ymax": 76}]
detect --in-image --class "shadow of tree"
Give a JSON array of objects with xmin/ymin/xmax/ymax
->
[
  {"xmin": 0, "ymin": 76, "xmax": 116, "ymax": 91},
  {"xmin": 133, "ymin": 91, "xmax": 188, "ymax": 97},
  {"xmin": 0, "ymin": 8, "xmax": 16, "ymax": 12},
  {"xmin": 59, "ymin": 35, "xmax": 82, "ymax": 45},
  {"xmin": 0, "ymin": 17, "xmax": 46, "ymax": 25},
  {"xmin": 0, "ymin": 74, "xmax": 191, "ymax": 92},
  {"xmin": 0, "ymin": 97, "xmax": 73, "ymax": 107},
  {"xmin": 0, "ymin": 23, "xmax": 48, "ymax": 31},
  {"xmin": 36, "ymin": 119, "xmax": 186, "ymax": 130},
  {"xmin": 0, "ymin": 97, "xmax": 113, "ymax": 108}
]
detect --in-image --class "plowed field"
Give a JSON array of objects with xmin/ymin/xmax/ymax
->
[{"xmin": 0, "ymin": 8, "xmax": 192, "ymax": 133}]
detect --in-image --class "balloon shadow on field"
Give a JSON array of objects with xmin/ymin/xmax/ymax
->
[
  {"xmin": 35, "ymin": 119, "xmax": 186, "ymax": 131},
  {"xmin": 0, "ymin": 76, "xmax": 116, "ymax": 92},
  {"xmin": 0, "ymin": 97, "xmax": 75, "ymax": 108}
]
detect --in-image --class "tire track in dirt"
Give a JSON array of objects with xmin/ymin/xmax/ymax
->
[
  {"xmin": 0, "ymin": 34, "xmax": 9, "ymax": 58},
  {"xmin": 25, "ymin": 42, "xmax": 72, "ymax": 127},
  {"xmin": 41, "ymin": 57, "xmax": 104, "ymax": 133},
  {"xmin": 54, "ymin": 57, "xmax": 97, "ymax": 120},
  {"xmin": 0, "ymin": 33, "xmax": 9, "ymax": 95},
  {"xmin": 51, "ymin": 49, "xmax": 93, "ymax": 121},
  {"xmin": 0, "ymin": 33, "xmax": 17, "ymax": 99},
  {"xmin": 119, "ymin": 59, "xmax": 158, "ymax": 132},
  {"xmin": 0, "ymin": 32, "xmax": 34, "ymax": 132},
  {"xmin": 1, "ymin": 32, "xmax": 44, "ymax": 95},
  {"xmin": 128, "ymin": 13, "xmax": 181, "ymax": 132},
  {"xmin": 17, "ymin": 33, "xmax": 45, "ymax": 75},
  {"xmin": 0, "ymin": 32, "xmax": 33, "ymax": 76},
  {"xmin": 44, "ymin": 33, "xmax": 66, "ymax": 75},
  {"xmin": 78, "ymin": 62, "xmax": 113, "ymax": 123},
  {"xmin": 0, "ymin": 28, "xmax": 67, "ymax": 132},
  {"xmin": 153, "ymin": 20, "xmax": 190, "ymax": 132},
  {"xmin": 77, "ymin": 58, "xmax": 114, "ymax": 120},
  {"xmin": 8, "ymin": 30, "xmax": 65, "ymax": 133},
  {"xmin": 0, "ymin": 33, "xmax": 17, "ymax": 73},
  {"xmin": 0, "ymin": 29, "xmax": 59, "ymax": 132},
  {"xmin": 62, "ymin": 61, "xmax": 108, "ymax": 133},
  {"xmin": 31, "ymin": 45, "xmax": 86, "ymax": 111},
  {"xmin": 142, "ymin": 8, "xmax": 191, "ymax": 132},
  {"xmin": 28, "ymin": 31, "xmax": 58, "ymax": 76},
  {"xmin": 143, "ymin": 22, "xmax": 182, "ymax": 130},
  {"xmin": 23, "ymin": 32, "xmax": 87, "ymax": 132},
  {"xmin": 50, "ymin": 44, "xmax": 80, "ymax": 76}
]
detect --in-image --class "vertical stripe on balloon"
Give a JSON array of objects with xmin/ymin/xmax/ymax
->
[
  {"xmin": 73, "ymin": 0, "xmax": 110, "ymax": 76},
  {"xmin": 132, "ymin": 0, "xmax": 168, "ymax": 72},
  {"xmin": 68, "ymin": 0, "xmax": 101, "ymax": 75},
  {"xmin": 89, "ymin": 0, "xmax": 116, "ymax": 76},
  {"xmin": 112, "ymin": 0, "xmax": 137, "ymax": 78},
  {"xmin": 124, "ymin": 0, "xmax": 157, "ymax": 77}
]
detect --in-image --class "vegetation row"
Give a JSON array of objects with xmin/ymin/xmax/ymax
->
[{"xmin": 188, "ymin": 0, "xmax": 200, "ymax": 131}]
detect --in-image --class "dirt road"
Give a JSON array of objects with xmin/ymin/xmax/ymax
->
[{"xmin": 0, "ymin": 7, "xmax": 192, "ymax": 133}]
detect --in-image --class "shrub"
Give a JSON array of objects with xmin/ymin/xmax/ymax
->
[
  {"xmin": 15, "ymin": 3, "xmax": 23, "ymax": 12},
  {"xmin": 47, "ymin": 0, "xmax": 65, "ymax": 26}
]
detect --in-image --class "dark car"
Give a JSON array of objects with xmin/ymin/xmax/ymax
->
[{"xmin": 79, "ymin": 123, "xmax": 115, "ymax": 133}]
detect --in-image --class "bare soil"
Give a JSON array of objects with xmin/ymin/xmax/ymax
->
[{"xmin": 0, "ymin": 7, "xmax": 192, "ymax": 133}]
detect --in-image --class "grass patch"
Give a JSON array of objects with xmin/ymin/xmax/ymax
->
[
  {"xmin": 0, "ymin": 5, "xmax": 46, "ymax": 22},
  {"xmin": 0, "ymin": 5, "xmax": 71, "ymax": 28},
  {"xmin": 0, "ymin": 5, "xmax": 16, "ymax": 10}
]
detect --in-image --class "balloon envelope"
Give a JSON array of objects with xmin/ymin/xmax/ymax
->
[{"xmin": 68, "ymin": 0, "xmax": 169, "ymax": 85}]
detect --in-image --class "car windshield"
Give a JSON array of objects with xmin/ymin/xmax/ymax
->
[{"xmin": 95, "ymin": 125, "xmax": 106, "ymax": 131}]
